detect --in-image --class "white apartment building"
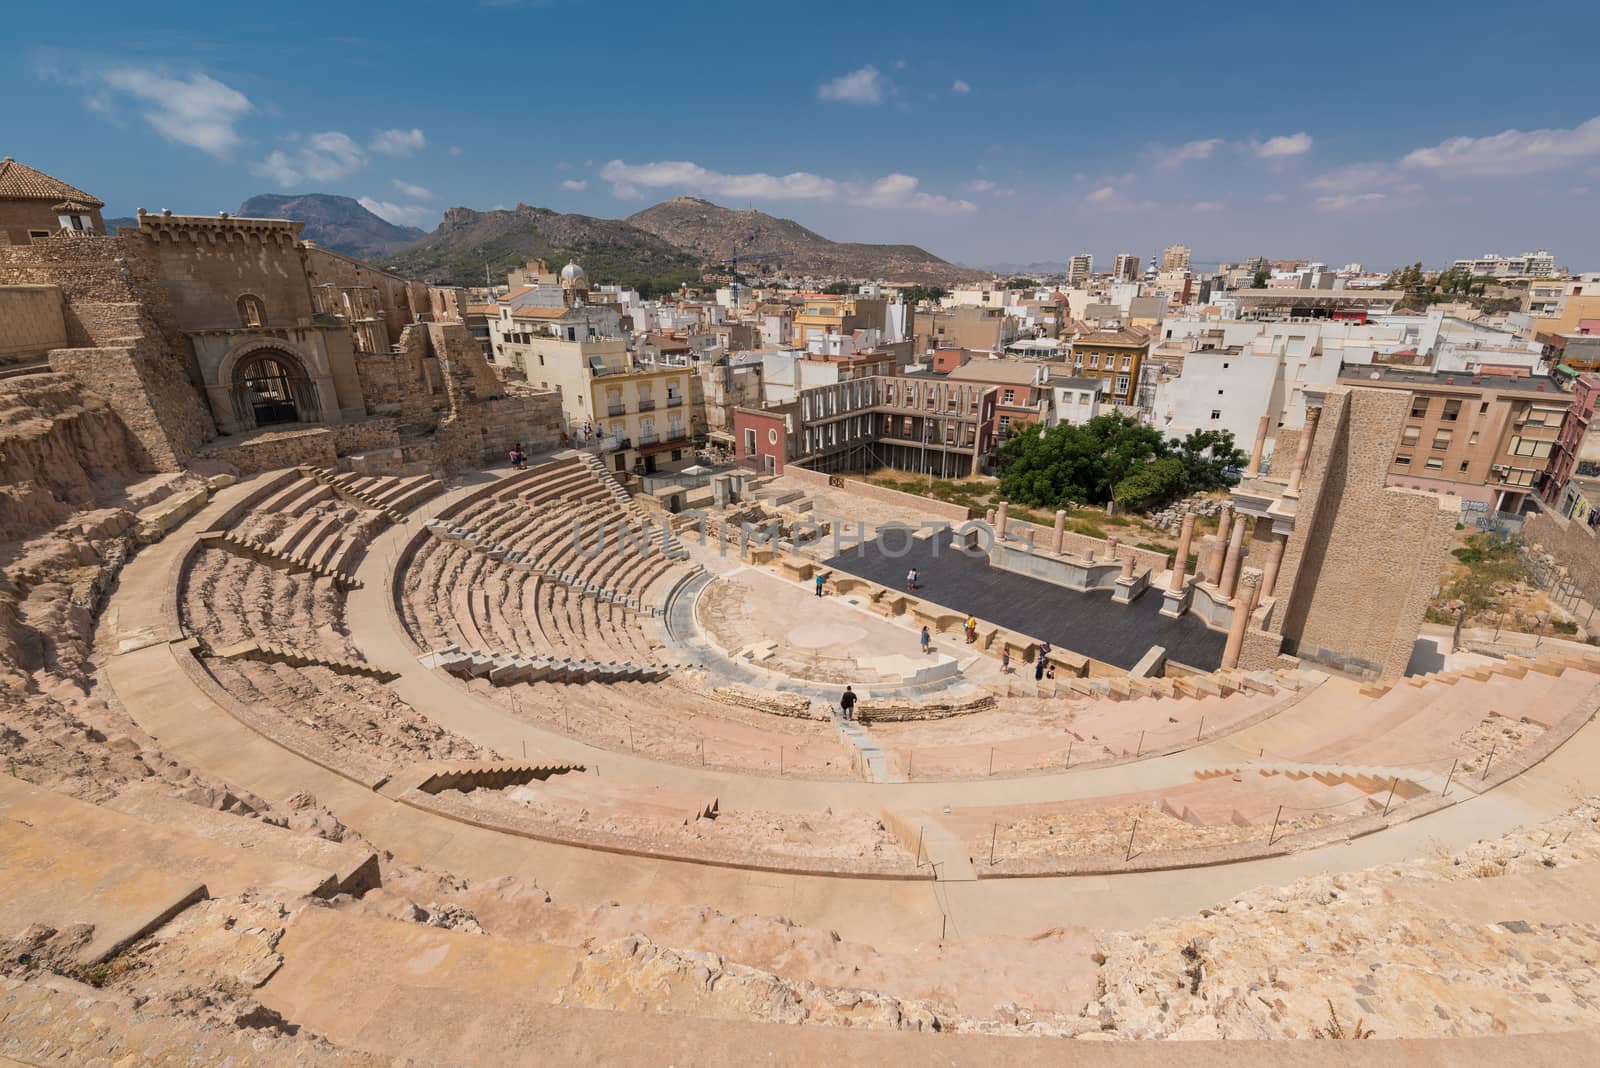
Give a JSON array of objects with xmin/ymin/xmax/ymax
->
[
  {"xmin": 1045, "ymin": 374, "xmax": 1104, "ymax": 427},
  {"xmin": 1451, "ymin": 249, "xmax": 1558, "ymax": 279},
  {"xmin": 1067, "ymin": 253, "xmax": 1092, "ymax": 286},
  {"xmin": 1112, "ymin": 253, "xmax": 1139, "ymax": 281},
  {"xmin": 1161, "ymin": 244, "xmax": 1191, "ymax": 270}
]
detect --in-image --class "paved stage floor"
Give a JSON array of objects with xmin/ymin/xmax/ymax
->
[{"xmin": 823, "ymin": 530, "xmax": 1226, "ymax": 670}]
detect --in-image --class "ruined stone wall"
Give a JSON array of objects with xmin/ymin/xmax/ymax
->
[
  {"xmin": 0, "ymin": 373, "xmax": 147, "ymax": 543},
  {"xmin": 140, "ymin": 218, "xmax": 316, "ymax": 332},
  {"xmin": 198, "ymin": 426, "xmax": 337, "ymax": 475},
  {"xmin": 303, "ymin": 244, "xmax": 419, "ymax": 344},
  {"xmin": 0, "ymin": 236, "xmax": 215, "ymax": 467},
  {"xmin": 1274, "ymin": 387, "xmax": 1457, "ymax": 679},
  {"xmin": 0, "ymin": 285, "xmax": 66, "ymax": 361},
  {"xmin": 1523, "ymin": 512, "xmax": 1600, "ymax": 604},
  {"xmin": 423, "ymin": 322, "xmax": 485, "ymax": 475},
  {"xmin": 333, "ymin": 417, "xmax": 402, "ymax": 455},
  {"xmin": 480, "ymin": 390, "xmax": 564, "ymax": 461}
]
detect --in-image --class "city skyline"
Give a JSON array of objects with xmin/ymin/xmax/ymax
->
[{"xmin": 7, "ymin": 0, "xmax": 1600, "ymax": 271}]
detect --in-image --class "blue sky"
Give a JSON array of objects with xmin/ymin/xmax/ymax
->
[{"xmin": 9, "ymin": 1, "xmax": 1600, "ymax": 271}]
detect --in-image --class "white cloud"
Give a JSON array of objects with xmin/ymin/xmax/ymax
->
[
  {"xmin": 951, "ymin": 79, "xmax": 971, "ymax": 93},
  {"xmin": 1150, "ymin": 138, "xmax": 1223, "ymax": 170},
  {"xmin": 370, "ymin": 128, "xmax": 426, "ymax": 157},
  {"xmin": 1263, "ymin": 193, "xmax": 1287, "ymax": 203},
  {"xmin": 894, "ymin": 58, "xmax": 907, "ymax": 70},
  {"xmin": 600, "ymin": 159, "xmax": 839, "ymax": 201},
  {"xmin": 1192, "ymin": 200, "xmax": 1224, "ymax": 212},
  {"xmin": 964, "ymin": 179, "xmax": 996, "ymax": 192},
  {"xmin": 561, "ymin": 178, "xmax": 588, "ymax": 191},
  {"xmin": 1314, "ymin": 192, "xmax": 1386, "ymax": 212},
  {"xmin": 358, "ymin": 197, "xmax": 436, "ymax": 229},
  {"xmin": 1086, "ymin": 185, "xmax": 1154, "ymax": 212},
  {"xmin": 99, "ymin": 69, "xmax": 252, "ymax": 158},
  {"xmin": 1400, "ymin": 115, "xmax": 1600, "ymax": 176},
  {"xmin": 847, "ymin": 173, "xmax": 976, "ymax": 215},
  {"xmin": 251, "ymin": 131, "xmax": 367, "ymax": 188},
  {"xmin": 392, "ymin": 179, "xmax": 432, "ymax": 199},
  {"xmin": 449, "ymin": 145, "xmax": 463, "ymax": 157},
  {"xmin": 1255, "ymin": 132, "xmax": 1313, "ymax": 159},
  {"xmin": 1307, "ymin": 161, "xmax": 1402, "ymax": 193},
  {"xmin": 817, "ymin": 65, "xmax": 884, "ymax": 105},
  {"xmin": 598, "ymin": 159, "xmax": 973, "ymax": 214}
]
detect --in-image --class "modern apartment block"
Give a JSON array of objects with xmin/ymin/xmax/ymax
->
[{"xmin": 1337, "ymin": 366, "xmax": 1571, "ymax": 512}]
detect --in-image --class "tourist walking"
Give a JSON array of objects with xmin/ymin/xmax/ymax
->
[
  {"xmin": 906, "ymin": 567, "xmax": 918, "ymax": 591},
  {"xmin": 1001, "ymin": 649, "xmax": 1012, "ymax": 674},
  {"xmin": 919, "ymin": 625, "xmax": 930, "ymax": 655},
  {"xmin": 814, "ymin": 573, "xmax": 825, "ymax": 597},
  {"xmin": 839, "ymin": 685, "xmax": 858, "ymax": 721},
  {"xmin": 1035, "ymin": 641, "xmax": 1052, "ymax": 681},
  {"xmin": 965, "ymin": 614, "xmax": 978, "ymax": 644}
]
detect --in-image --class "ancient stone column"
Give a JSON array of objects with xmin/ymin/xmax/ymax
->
[
  {"xmin": 1218, "ymin": 514, "xmax": 1249, "ymax": 599},
  {"xmin": 985, "ymin": 507, "xmax": 995, "ymax": 526},
  {"xmin": 1051, "ymin": 509, "xmax": 1066, "ymax": 554},
  {"xmin": 994, "ymin": 500, "xmax": 1009, "ymax": 537},
  {"xmin": 1244, "ymin": 415, "xmax": 1270, "ymax": 478},
  {"xmin": 1260, "ymin": 533, "xmax": 1287, "ymax": 599},
  {"xmin": 1169, "ymin": 512, "xmax": 1196, "ymax": 593},
  {"xmin": 1120, "ymin": 553, "xmax": 1136, "ymax": 581},
  {"xmin": 1105, "ymin": 535, "xmax": 1120, "ymax": 562},
  {"xmin": 1283, "ymin": 405, "xmax": 1322, "ymax": 498},
  {"xmin": 1222, "ymin": 572, "xmax": 1262, "ymax": 670},
  {"xmin": 1204, "ymin": 502, "xmax": 1232, "ymax": 585}
]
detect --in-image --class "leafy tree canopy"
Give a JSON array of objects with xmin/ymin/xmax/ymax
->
[{"xmin": 996, "ymin": 415, "xmax": 1246, "ymax": 512}]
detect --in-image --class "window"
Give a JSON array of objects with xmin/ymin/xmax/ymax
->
[
  {"xmin": 1002, "ymin": 389, "xmax": 1015, "ymax": 404},
  {"xmin": 27, "ymin": 230, "xmax": 51, "ymax": 242},
  {"xmin": 998, "ymin": 415, "xmax": 1012, "ymax": 432},
  {"xmin": 1114, "ymin": 375, "xmax": 1130, "ymax": 395},
  {"xmin": 744, "ymin": 428, "xmax": 757, "ymax": 454},
  {"xmin": 1441, "ymin": 399, "xmax": 1461, "ymax": 422},
  {"xmin": 1468, "ymin": 431, "xmax": 1480, "ymax": 445},
  {"xmin": 1479, "ymin": 401, "xmax": 1490, "ymax": 415},
  {"xmin": 237, "ymin": 294, "xmax": 266, "ymax": 327},
  {"xmin": 1425, "ymin": 457, "xmax": 1443, "ymax": 471},
  {"xmin": 1432, "ymin": 429, "xmax": 1453, "ymax": 450},
  {"xmin": 1460, "ymin": 460, "xmax": 1470, "ymax": 472},
  {"xmin": 1088, "ymin": 355, "xmax": 1099, "ymax": 368},
  {"xmin": 1121, "ymin": 355, "xmax": 1132, "ymax": 370},
  {"xmin": 1395, "ymin": 454, "xmax": 1412, "ymax": 466},
  {"xmin": 1210, "ymin": 409, "xmax": 1222, "ymax": 420},
  {"xmin": 1410, "ymin": 398, "xmax": 1430, "ymax": 419},
  {"xmin": 1401, "ymin": 426, "xmax": 1421, "ymax": 445}
]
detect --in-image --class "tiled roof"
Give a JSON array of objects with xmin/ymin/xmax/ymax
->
[
  {"xmin": 1074, "ymin": 328, "xmax": 1150, "ymax": 347},
  {"xmin": 509, "ymin": 305, "xmax": 569, "ymax": 319},
  {"xmin": 0, "ymin": 158, "xmax": 104, "ymax": 208}
]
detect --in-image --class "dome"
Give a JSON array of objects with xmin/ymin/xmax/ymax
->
[{"xmin": 559, "ymin": 261, "xmax": 587, "ymax": 283}]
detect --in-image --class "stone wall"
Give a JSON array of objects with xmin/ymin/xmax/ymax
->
[
  {"xmin": 0, "ymin": 285, "xmax": 65, "ymax": 361},
  {"xmin": 1524, "ymin": 512, "xmax": 1600, "ymax": 603},
  {"xmin": 1, "ymin": 236, "xmax": 215, "ymax": 467},
  {"xmin": 480, "ymin": 390, "xmax": 564, "ymax": 461},
  {"xmin": 196, "ymin": 426, "xmax": 337, "ymax": 475},
  {"xmin": 333, "ymin": 417, "xmax": 402, "ymax": 455},
  {"xmin": 1274, "ymin": 387, "xmax": 1457, "ymax": 679}
]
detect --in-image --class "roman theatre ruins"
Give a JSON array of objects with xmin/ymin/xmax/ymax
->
[{"xmin": 3, "ymin": 179, "xmax": 1600, "ymax": 1063}]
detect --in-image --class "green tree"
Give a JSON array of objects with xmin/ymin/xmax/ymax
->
[
  {"xmin": 996, "ymin": 414, "xmax": 1170, "ymax": 507},
  {"xmin": 1175, "ymin": 428, "xmax": 1247, "ymax": 490},
  {"xmin": 822, "ymin": 281, "xmax": 854, "ymax": 295},
  {"xmin": 1251, "ymin": 268, "xmax": 1270, "ymax": 288},
  {"xmin": 1113, "ymin": 456, "xmax": 1187, "ymax": 510},
  {"xmin": 899, "ymin": 284, "xmax": 949, "ymax": 304},
  {"xmin": 1005, "ymin": 277, "xmax": 1039, "ymax": 289}
]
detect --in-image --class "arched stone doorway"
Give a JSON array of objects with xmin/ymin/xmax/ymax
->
[{"xmin": 230, "ymin": 350, "xmax": 320, "ymax": 429}]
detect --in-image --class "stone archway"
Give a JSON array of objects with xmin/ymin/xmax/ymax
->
[{"xmin": 229, "ymin": 348, "xmax": 320, "ymax": 429}]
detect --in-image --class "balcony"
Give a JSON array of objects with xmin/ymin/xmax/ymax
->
[
  {"xmin": 637, "ymin": 399, "xmax": 657, "ymax": 412},
  {"xmin": 666, "ymin": 396, "xmax": 683, "ymax": 407},
  {"xmin": 638, "ymin": 432, "xmax": 660, "ymax": 446},
  {"xmin": 607, "ymin": 403, "xmax": 625, "ymax": 416}
]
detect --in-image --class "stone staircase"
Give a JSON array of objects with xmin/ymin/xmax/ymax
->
[
  {"xmin": 1194, "ymin": 761, "xmax": 1441, "ymax": 798},
  {"xmin": 579, "ymin": 453, "xmax": 690, "ymax": 560},
  {"xmin": 1053, "ymin": 666, "xmax": 1321, "ymax": 702},
  {"xmin": 210, "ymin": 639, "xmax": 399, "ymax": 682},
  {"xmin": 198, "ymin": 529, "xmax": 362, "ymax": 589},
  {"xmin": 1363, "ymin": 650, "xmax": 1600, "ymax": 697},
  {"xmin": 300, "ymin": 466, "xmax": 442, "ymax": 523},
  {"xmin": 422, "ymin": 644, "xmax": 672, "ymax": 686}
]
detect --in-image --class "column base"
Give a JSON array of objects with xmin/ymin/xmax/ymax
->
[{"xmin": 1159, "ymin": 581, "xmax": 1194, "ymax": 618}]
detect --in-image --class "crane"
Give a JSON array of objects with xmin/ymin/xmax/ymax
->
[{"xmin": 717, "ymin": 242, "xmax": 788, "ymax": 310}]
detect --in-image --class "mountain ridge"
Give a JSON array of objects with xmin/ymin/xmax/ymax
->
[{"xmin": 236, "ymin": 193, "xmax": 425, "ymax": 259}]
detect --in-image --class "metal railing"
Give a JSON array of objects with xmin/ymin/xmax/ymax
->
[
  {"xmin": 607, "ymin": 403, "xmax": 625, "ymax": 416},
  {"xmin": 666, "ymin": 397, "xmax": 684, "ymax": 407},
  {"xmin": 639, "ymin": 432, "xmax": 660, "ymax": 445},
  {"xmin": 637, "ymin": 399, "xmax": 656, "ymax": 412}
]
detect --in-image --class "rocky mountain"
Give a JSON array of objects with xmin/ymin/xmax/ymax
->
[
  {"xmin": 104, "ymin": 216, "xmax": 139, "ymax": 234},
  {"xmin": 626, "ymin": 197, "xmax": 985, "ymax": 284},
  {"xmin": 382, "ymin": 203, "xmax": 702, "ymax": 297},
  {"xmin": 236, "ymin": 194, "xmax": 426, "ymax": 259}
]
